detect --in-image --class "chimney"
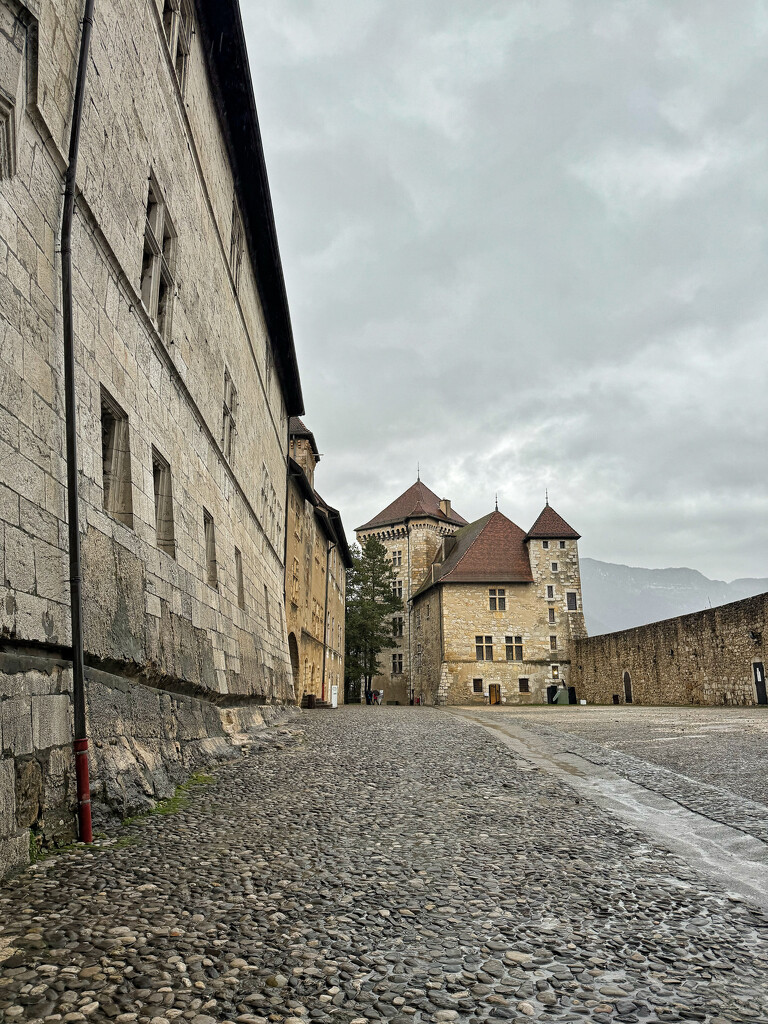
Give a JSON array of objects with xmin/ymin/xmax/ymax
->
[{"xmin": 439, "ymin": 498, "xmax": 451, "ymax": 519}]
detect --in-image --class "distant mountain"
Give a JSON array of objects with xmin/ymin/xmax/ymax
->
[{"xmin": 580, "ymin": 558, "xmax": 768, "ymax": 636}]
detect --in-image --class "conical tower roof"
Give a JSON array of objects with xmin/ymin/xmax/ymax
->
[
  {"xmin": 356, "ymin": 480, "xmax": 467, "ymax": 531},
  {"xmin": 526, "ymin": 503, "xmax": 580, "ymax": 540}
]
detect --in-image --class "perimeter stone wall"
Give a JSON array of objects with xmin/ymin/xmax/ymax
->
[{"xmin": 572, "ymin": 593, "xmax": 768, "ymax": 706}]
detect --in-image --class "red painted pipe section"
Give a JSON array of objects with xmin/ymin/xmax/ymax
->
[{"xmin": 74, "ymin": 738, "xmax": 93, "ymax": 843}]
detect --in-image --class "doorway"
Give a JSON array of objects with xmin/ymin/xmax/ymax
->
[
  {"xmin": 623, "ymin": 671, "xmax": 633, "ymax": 704},
  {"xmin": 754, "ymin": 662, "xmax": 767, "ymax": 705},
  {"xmin": 488, "ymin": 684, "xmax": 501, "ymax": 705}
]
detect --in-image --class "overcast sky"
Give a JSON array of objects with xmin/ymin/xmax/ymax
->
[{"xmin": 242, "ymin": 1, "xmax": 768, "ymax": 582}]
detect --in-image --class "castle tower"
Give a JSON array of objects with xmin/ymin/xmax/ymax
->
[{"xmin": 356, "ymin": 480, "xmax": 467, "ymax": 703}]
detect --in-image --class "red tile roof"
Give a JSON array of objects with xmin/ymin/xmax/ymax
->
[
  {"xmin": 414, "ymin": 510, "xmax": 534, "ymax": 597},
  {"xmin": 526, "ymin": 504, "xmax": 581, "ymax": 540},
  {"xmin": 356, "ymin": 480, "xmax": 468, "ymax": 531}
]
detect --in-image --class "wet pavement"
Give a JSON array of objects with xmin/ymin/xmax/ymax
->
[{"xmin": 1, "ymin": 706, "xmax": 767, "ymax": 1024}]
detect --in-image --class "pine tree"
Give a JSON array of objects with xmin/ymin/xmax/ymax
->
[{"xmin": 344, "ymin": 537, "xmax": 402, "ymax": 702}]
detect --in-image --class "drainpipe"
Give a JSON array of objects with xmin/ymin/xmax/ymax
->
[
  {"xmin": 321, "ymin": 536, "xmax": 335, "ymax": 702},
  {"xmin": 61, "ymin": 0, "xmax": 96, "ymax": 845}
]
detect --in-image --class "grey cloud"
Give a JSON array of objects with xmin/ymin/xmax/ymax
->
[{"xmin": 243, "ymin": 0, "xmax": 768, "ymax": 580}]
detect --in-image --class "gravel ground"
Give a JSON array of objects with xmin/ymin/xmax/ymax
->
[
  {"xmin": 485, "ymin": 706, "xmax": 768, "ymax": 807},
  {"xmin": 1, "ymin": 706, "xmax": 767, "ymax": 1024}
]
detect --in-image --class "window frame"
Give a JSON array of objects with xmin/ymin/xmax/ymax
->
[
  {"xmin": 100, "ymin": 388, "xmax": 134, "ymax": 528},
  {"xmin": 475, "ymin": 635, "xmax": 493, "ymax": 661},
  {"xmin": 140, "ymin": 176, "xmax": 176, "ymax": 342},
  {"xmin": 566, "ymin": 591, "xmax": 578, "ymax": 612},
  {"xmin": 151, "ymin": 446, "xmax": 175, "ymax": 556},
  {"xmin": 203, "ymin": 508, "xmax": 218, "ymax": 589},
  {"xmin": 505, "ymin": 635, "xmax": 523, "ymax": 661}
]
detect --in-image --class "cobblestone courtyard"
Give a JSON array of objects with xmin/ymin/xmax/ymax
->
[{"xmin": 1, "ymin": 707, "xmax": 767, "ymax": 1024}]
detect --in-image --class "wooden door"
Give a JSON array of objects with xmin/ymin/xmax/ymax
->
[{"xmin": 488, "ymin": 684, "xmax": 501, "ymax": 705}]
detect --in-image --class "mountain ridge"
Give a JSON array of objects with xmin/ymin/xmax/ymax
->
[{"xmin": 579, "ymin": 557, "xmax": 768, "ymax": 636}]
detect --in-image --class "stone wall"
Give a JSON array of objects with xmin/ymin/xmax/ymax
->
[
  {"xmin": 571, "ymin": 593, "xmax": 768, "ymax": 706},
  {"xmin": 0, "ymin": 646, "xmax": 296, "ymax": 878},
  {"xmin": 415, "ymin": 580, "xmax": 584, "ymax": 706},
  {"xmin": 0, "ymin": 0, "xmax": 304, "ymax": 876}
]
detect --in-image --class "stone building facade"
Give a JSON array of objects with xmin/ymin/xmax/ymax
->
[
  {"xmin": 286, "ymin": 418, "xmax": 352, "ymax": 707},
  {"xmin": 571, "ymin": 592, "xmax": 768, "ymax": 707},
  {"xmin": 357, "ymin": 483, "xmax": 587, "ymax": 705},
  {"xmin": 1, "ymin": 0, "xmax": 306, "ymax": 875},
  {"xmin": 356, "ymin": 481, "xmax": 468, "ymax": 705}
]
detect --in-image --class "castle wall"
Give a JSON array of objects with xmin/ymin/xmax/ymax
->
[
  {"xmin": 415, "ymin": 581, "xmax": 581, "ymax": 705},
  {"xmin": 1, "ymin": 0, "xmax": 298, "ymax": 874},
  {"xmin": 356, "ymin": 518, "xmax": 456, "ymax": 704},
  {"xmin": 571, "ymin": 593, "xmax": 768, "ymax": 706}
]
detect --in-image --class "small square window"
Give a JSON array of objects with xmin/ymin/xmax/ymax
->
[
  {"xmin": 551, "ymin": 562, "xmax": 558, "ymax": 572},
  {"xmin": 472, "ymin": 679, "xmax": 483, "ymax": 694},
  {"xmin": 548, "ymin": 607, "xmax": 556, "ymax": 624},
  {"xmin": 547, "ymin": 585, "xmax": 555, "ymax": 600},
  {"xmin": 552, "ymin": 664, "xmax": 560, "ymax": 679},
  {"xmin": 518, "ymin": 678, "xmax": 530, "ymax": 694},
  {"xmin": 559, "ymin": 540, "xmax": 566, "ymax": 549},
  {"xmin": 567, "ymin": 592, "xmax": 578, "ymax": 611},
  {"xmin": 542, "ymin": 540, "xmax": 549, "ymax": 549},
  {"xmin": 550, "ymin": 635, "xmax": 557, "ymax": 651}
]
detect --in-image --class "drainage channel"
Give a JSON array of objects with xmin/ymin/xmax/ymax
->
[{"xmin": 449, "ymin": 709, "xmax": 768, "ymax": 912}]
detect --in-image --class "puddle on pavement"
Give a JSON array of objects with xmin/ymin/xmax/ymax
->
[{"xmin": 449, "ymin": 709, "xmax": 768, "ymax": 912}]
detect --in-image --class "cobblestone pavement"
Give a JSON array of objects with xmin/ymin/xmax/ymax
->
[
  {"xmin": 484, "ymin": 706, "xmax": 768, "ymax": 806},
  {"xmin": 462, "ymin": 706, "xmax": 768, "ymax": 846},
  {"xmin": 2, "ymin": 707, "xmax": 768, "ymax": 1024}
]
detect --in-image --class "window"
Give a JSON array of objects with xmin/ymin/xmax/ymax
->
[
  {"xmin": 392, "ymin": 616, "xmax": 404, "ymax": 638},
  {"xmin": 392, "ymin": 579, "xmax": 403, "ymax": 599},
  {"xmin": 392, "ymin": 653, "xmax": 403, "ymax": 675},
  {"xmin": 230, "ymin": 194, "xmax": 244, "ymax": 290},
  {"xmin": 415, "ymin": 606, "xmax": 421, "ymax": 627},
  {"xmin": 151, "ymin": 447, "xmax": 174, "ymax": 555},
  {"xmin": 475, "ymin": 635, "xmax": 493, "ymax": 661},
  {"xmin": 264, "ymin": 584, "xmax": 271, "ymax": 631},
  {"xmin": 567, "ymin": 591, "xmax": 578, "ymax": 611},
  {"xmin": 542, "ymin": 540, "xmax": 549, "ymax": 549},
  {"xmin": 100, "ymin": 389, "xmax": 133, "ymax": 527},
  {"xmin": 551, "ymin": 562, "xmax": 558, "ymax": 573},
  {"xmin": 203, "ymin": 509, "xmax": 218, "ymax": 588},
  {"xmin": 162, "ymin": 0, "xmax": 193, "ymax": 95},
  {"xmin": 505, "ymin": 636, "xmax": 523, "ymax": 661},
  {"xmin": 546, "ymin": 585, "xmax": 555, "ymax": 600},
  {"xmin": 489, "ymin": 588, "xmax": 506, "ymax": 611},
  {"xmin": 472, "ymin": 679, "xmax": 483, "ymax": 694},
  {"xmin": 140, "ymin": 177, "xmax": 176, "ymax": 341},
  {"xmin": 426, "ymin": 604, "xmax": 430, "ymax": 620},
  {"xmin": 518, "ymin": 678, "xmax": 530, "ymax": 693},
  {"xmin": 552, "ymin": 664, "xmax": 560, "ymax": 680},
  {"xmin": 392, "ymin": 549, "xmax": 402, "ymax": 567},
  {"xmin": 559, "ymin": 540, "xmax": 566, "ymax": 549},
  {"xmin": 222, "ymin": 369, "xmax": 237, "ymax": 463},
  {"xmin": 548, "ymin": 607, "xmax": 556, "ymax": 624},
  {"xmin": 550, "ymin": 635, "xmax": 558, "ymax": 651},
  {"xmin": 235, "ymin": 548, "xmax": 245, "ymax": 609},
  {"xmin": 291, "ymin": 557, "xmax": 300, "ymax": 604}
]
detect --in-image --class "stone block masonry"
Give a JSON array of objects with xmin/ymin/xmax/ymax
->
[
  {"xmin": 572, "ymin": 592, "xmax": 768, "ymax": 706},
  {"xmin": 1, "ymin": 647, "xmax": 296, "ymax": 878},
  {"xmin": 1, "ymin": 0, "xmax": 308, "ymax": 877}
]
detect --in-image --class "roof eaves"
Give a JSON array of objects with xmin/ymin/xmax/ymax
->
[{"xmin": 194, "ymin": 0, "xmax": 304, "ymax": 416}]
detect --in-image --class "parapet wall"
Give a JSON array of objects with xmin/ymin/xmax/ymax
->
[
  {"xmin": 0, "ymin": 645, "xmax": 297, "ymax": 879},
  {"xmin": 572, "ymin": 592, "xmax": 767, "ymax": 706}
]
